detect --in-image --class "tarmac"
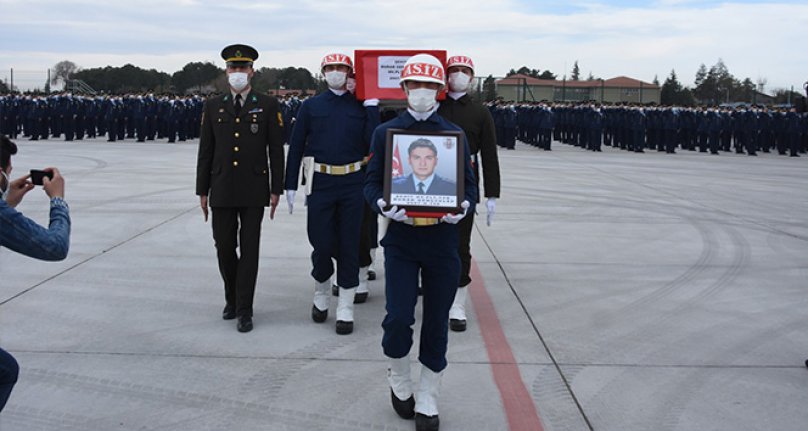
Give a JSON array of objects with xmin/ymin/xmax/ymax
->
[{"xmin": 1, "ymin": 137, "xmax": 807, "ymax": 431}]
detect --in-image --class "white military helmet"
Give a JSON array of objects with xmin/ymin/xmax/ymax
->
[
  {"xmin": 320, "ymin": 53, "xmax": 353, "ymax": 72},
  {"xmin": 399, "ymin": 53, "xmax": 445, "ymax": 86},
  {"xmin": 446, "ymin": 55, "xmax": 475, "ymax": 74}
]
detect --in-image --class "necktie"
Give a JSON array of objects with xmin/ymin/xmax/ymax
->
[
  {"xmin": 417, "ymin": 182, "xmax": 425, "ymax": 194},
  {"xmin": 234, "ymin": 94, "xmax": 242, "ymax": 115}
]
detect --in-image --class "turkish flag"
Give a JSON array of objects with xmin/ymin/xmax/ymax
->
[{"xmin": 392, "ymin": 143, "xmax": 403, "ymax": 178}]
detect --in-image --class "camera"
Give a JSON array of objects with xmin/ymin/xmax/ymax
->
[{"xmin": 30, "ymin": 169, "xmax": 53, "ymax": 186}]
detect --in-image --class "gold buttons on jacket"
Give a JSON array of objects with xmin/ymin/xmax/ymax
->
[
  {"xmin": 234, "ymin": 132, "xmax": 240, "ymax": 138},
  {"xmin": 235, "ymin": 118, "xmax": 240, "ymax": 123},
  {"xmin": 234, "ymin": 146, "xmax": 239, "ymax": 152},
  {"xmin": 233, "ymin": 161, "xmax": 239, "ymax": 167}
]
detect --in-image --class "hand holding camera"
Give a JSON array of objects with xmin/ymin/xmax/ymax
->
[{"xmin": 28, "ymin": 167, "xmax": 65, "ymax": 199}]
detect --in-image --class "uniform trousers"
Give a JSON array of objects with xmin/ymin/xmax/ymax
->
[
  {"xmin": 381, "ymin": 224, "xmax": 460, "ymax": 373},
  {"xmin": 0, "ymin": 347, "xmax": 18, "ymax": 411},
  {"xmin": 307, "ymin": 181, "xmax": 363, "ymax": 289},
  {"xmin": 212, "ymin": 206, "xmax": 264, "ymax": 317}
]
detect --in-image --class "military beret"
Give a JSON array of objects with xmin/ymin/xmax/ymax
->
[{"xmin": 221, "ymin": 44, "xmax": 258, "ymax": 67}]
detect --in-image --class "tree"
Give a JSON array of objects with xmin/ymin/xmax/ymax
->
[
  {"xmin": 506, "ymin": 67, "xmax": 556, "ymax": 80},
  {"xmin": 72, "ymin": 64, "xmax": 171, "ymax": 93},
  {"xmin": 0, "ymin": 80, "xmax": 9, "ymax": 93},
  {"xmin": 483, "ymin": 75, "xmax": 497, "ymax": 102},
  {"xmin": 661, "ymin": 69, "xmax": 695, "ymax": 106},
  {"xmin": 172, "ymin": 62, "xmax": 221, "ymax": 94},
  {"xmin": 570, "ymin": 61, "xmax": 580, "ymax": 81},
  {"xmin": 586, "ymin": 72, "xmax": 595, "ymax": 81},
  {"xmin": 652, "ymin": 75, "xmax": 660, "ymax": 86},
  {"xmin": 51, "ymin": 60, "xmax": 78, "ymax": 88}
]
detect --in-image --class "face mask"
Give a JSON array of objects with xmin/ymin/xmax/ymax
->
[
  {"xmin": 346, "ymin": 77, "xmax": 356, "ymax": 93},
  {"xmin": 448, "ymin": 72, "xmax": 471, "ymax": 92},
  {"xmin": 0, "ymin": 171, "xmax": 9, "ymax": 201},
  {"xmin": 406, "ymin": 88, "xmax": 437, "ymax": 112},
  {"xmin": 228, "ymin": 72, "xmax": 249, "ymax": 92},
  {"xmin": 325, "ymin": 71, "xmax": 347, "ymax": 89}
]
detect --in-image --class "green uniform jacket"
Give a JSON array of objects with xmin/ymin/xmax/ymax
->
[
  {"xmin": 438, "ymin": 94, "xmax": 501, "ymax": 200},
  {"xmin": 196, "ymin": 91, "xmax": 285, "ymax": 207}
]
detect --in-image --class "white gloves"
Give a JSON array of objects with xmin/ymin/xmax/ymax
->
[
  {"xmin": 442, "ymin": 201, "xmax": 470, "ymax": 225},
  {"xmin": 363, "ymin": 98, "xmax": 380, "ymax": 107},
  {"xmin": 286, "ymin": 190, "xmax": 296, "ymax": 214},
  {"xmin": 486, "ymin": 198, "xmax": 497, "ymax": 226},
  {"xmin": 377, "ymin": 199, "xmax": 408, "ymax": 222}
]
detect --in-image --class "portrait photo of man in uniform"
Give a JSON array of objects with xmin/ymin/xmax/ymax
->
[{"xmin": 389, "ymin": 135, "xmax": 460, "ymax": 209}]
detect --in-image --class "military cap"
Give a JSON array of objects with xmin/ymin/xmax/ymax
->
[{"xmin": 221, "ymin": 44, "xmax": 259, "ymax": 67}]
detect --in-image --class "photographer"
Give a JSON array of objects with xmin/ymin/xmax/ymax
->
[{"xmin": 0, "ymin": 134, "xmax": 71, "ymax": 411}]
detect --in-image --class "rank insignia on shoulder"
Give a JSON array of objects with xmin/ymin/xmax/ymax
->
[
  {"xmin": 277, "ymin": 112, "xmax": 284, "ymax": 127},
  {"xmin": 251, "ymin": 95, "xmax": 257, "ymax": 103}
]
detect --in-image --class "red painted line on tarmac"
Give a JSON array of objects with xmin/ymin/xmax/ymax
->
[{"xmin": 468, "ymin": 259, "xmax": 545, "ymax": 431}]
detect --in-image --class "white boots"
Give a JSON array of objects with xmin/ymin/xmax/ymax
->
[
  {"xmin": 387, "ymin": 358, "xmax": 444, "ymax": 430},
  {"xmin": 335, "ymin": 287, "xmax": 355, "ymax": 335},
  {"xmin": 311, "ymin": 279, "xmax": 330, "ymax": 323},
  {"xmin": 387, "ymin": 356, "xmax": 415, "ymax": 419},
  {"xmin": 415, "ymin": 366, "xmax": 443, "ymax": 430},
  {"xmin": 448, "ymin": 286, "xmax": 468, "ymax": 332}
]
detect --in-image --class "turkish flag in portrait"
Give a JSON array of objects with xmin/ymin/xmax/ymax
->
[{"xmin": 391, "ymin": 143, "xmax": 403, "ymax": 178}]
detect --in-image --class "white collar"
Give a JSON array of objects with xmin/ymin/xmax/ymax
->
[
  {"xmin": 329, "ymin": 88, "xmax": 347, "ymax": 96},
  {"xmin": 448, "ymin": 91, "xmax": 467, "ymax": 100},
  {"xmin": 407, "ymin": 105, "xmax": 439, "ymax": 121}
]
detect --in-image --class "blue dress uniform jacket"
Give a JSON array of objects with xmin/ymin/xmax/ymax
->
[
  {"xmin": 283, "ymin": 90, "xmax": 376, "ymax": 289},
  {"xmin": 364, "ymin": 110, "xmax": 477, "ymax": 373}
]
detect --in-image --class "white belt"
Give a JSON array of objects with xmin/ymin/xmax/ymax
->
[{"xmin": 313, "ymin": 160, "xmax": 364, "ymax": 176}]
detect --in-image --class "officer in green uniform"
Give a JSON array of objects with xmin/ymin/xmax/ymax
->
[{"xmin": 196, "ymin": 44, "xmax": 285, "ymax": 333}]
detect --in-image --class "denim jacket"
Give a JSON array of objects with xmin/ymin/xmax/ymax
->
[{"xmin": 0, "ymin": 197, "xmax": 71, "ymax": 261}]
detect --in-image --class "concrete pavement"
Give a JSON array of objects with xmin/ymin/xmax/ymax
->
[{"xmin": 1, "ymin": 137, "xmax": 807, "ymax": 430}]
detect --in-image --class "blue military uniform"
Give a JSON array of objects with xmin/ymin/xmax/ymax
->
[
  {"xmin": 364, "ymin": 109, "xmax": 477, "ymax": 373},
  {"xmin": 285, "ymin": 90, "xmax": 374, "ymax": 296}
]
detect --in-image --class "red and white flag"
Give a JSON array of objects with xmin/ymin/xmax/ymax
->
[{"xmin": 392, "ymin": 143, "xmax": 403, "ymax": 178}]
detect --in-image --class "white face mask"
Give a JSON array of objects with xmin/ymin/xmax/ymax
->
[
  {"xmin": 346, "ymin": 77, "xmax": 356, "ymax": 93},
  {"xmin": 0, "ymin": 171, "xmax": 9, "ymax": 201},
  {"xmin": 228, "ymin": 72, "xmax": 249, "ymax": 92},
  {"xmin": 448, "ymin": 72, "xmax": 471, "ymax": 93},
  {"xmin": 325, "ymin": 71, "xmax": 347, "ymax": 89},
  {"xmin": 406, "ymin": 88, "xmax": 438, "ymax": 112}
]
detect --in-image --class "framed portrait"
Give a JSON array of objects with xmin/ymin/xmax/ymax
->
[{"xmin": 383, "ymin": 128, "xmax": 464, "ymax": 218}]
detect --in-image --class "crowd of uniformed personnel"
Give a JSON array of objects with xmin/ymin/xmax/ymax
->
[
  {"xmin": 488, "ymin": 101, "xmax": 808, "ymax": 157},
  {"xmin": 0, "ymin": 92, "xmax": 308, "ymax": 145}
]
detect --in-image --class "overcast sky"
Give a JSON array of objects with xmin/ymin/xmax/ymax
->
[{"xmin": 1, "ymin": 0, "xmax": 806, "ymax": 93}]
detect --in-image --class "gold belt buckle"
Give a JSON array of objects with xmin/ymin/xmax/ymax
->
[
  {"xmin": 331, "ymin": 165, "xmax": 346, "ymax": 175},
  {"xmin": 411, "ymin": 217, "xmax": 439, "ymax": 227},
  {"xmin": 317, "ymin": 164, "xmax": 328, "ymax": 174}
]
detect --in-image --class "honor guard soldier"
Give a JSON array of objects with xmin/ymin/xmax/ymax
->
[
  {"xmin": 285, "ymin": 53, "xmax": 376, "ymax": 335},
  {"xmin": 364, "ymin": 53, "xmax": 478, "ymax": 431},
  {"xmin": 196, "ymin": 44, "xmax": 285, "ymax": 333},
  {"xmin": 436, "ymin": 55, "xmax": 500, "ymax": 332}
]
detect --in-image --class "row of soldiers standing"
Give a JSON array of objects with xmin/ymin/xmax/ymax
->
[
  {"xmin": 487, "ymin": 101, "xmax": 808, "ymax": 157},
  {"xmin": 0, "ymin": 93, "xmax": 205, "ymax": 143}
]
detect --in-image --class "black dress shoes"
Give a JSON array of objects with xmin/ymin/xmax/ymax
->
[
  {"xmin": 415, "ymin": 413, "xmax": 439, "ymax": 431},
  {"xmin": 367, "ymin": 269, "xmax": 376, "ymax": 280},
  {"xmin": 237, "ymin": 315, "xmax": 253, "ymax": 333},
  {"xmin": 311, "ymin": 305, "xmax": 327, "ymax": 323},
  {"xmin": 390, "ymin": 389, "xmax": 415, "ymax": 419},
  {"xmin": 449, "ymin": 318, "xmax": 467, "ymax": 332},
  {"xmin": 222, "ymin": 305, "xmax": 236, "ymax": 320}
]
